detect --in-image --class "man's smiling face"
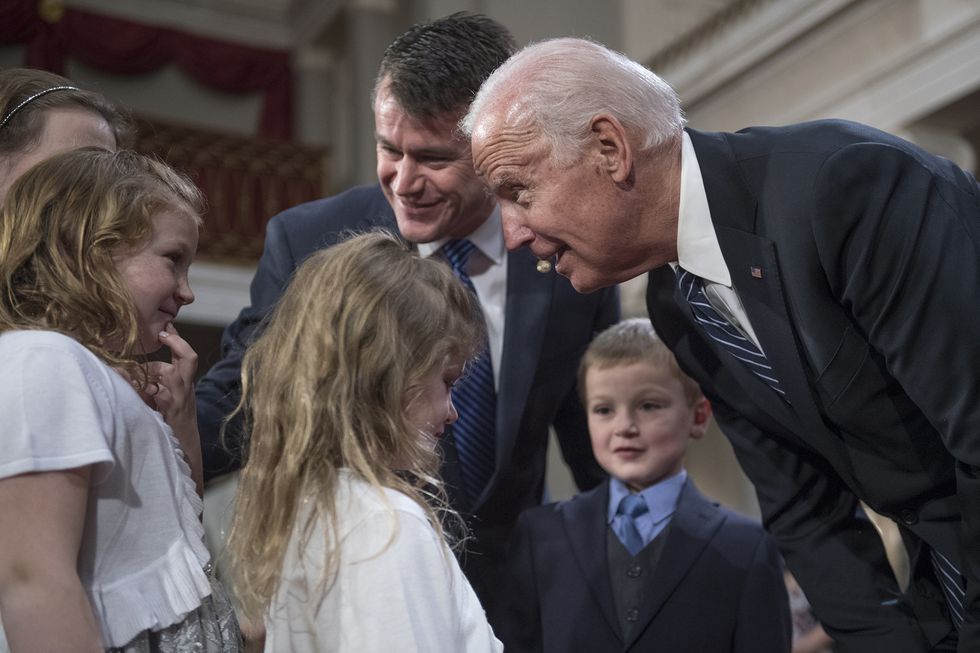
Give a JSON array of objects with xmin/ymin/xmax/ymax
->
[{"xmin": 374, "ymin": 79, "xmax": 494, "ymax": 244}]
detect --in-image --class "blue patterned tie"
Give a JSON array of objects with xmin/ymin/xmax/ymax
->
[
  {"xmin": 615, "ymin": 494, "xmax": 649, "ymax": 556},
  {"xmin": 675, "ymin": 267, "xmax": 784, "ymax": 396},
  {"xmin": 931, "ymin": 549, "xmax": 966, "ymax": 629},
  {"xmin": 441, "ymin": 239, "xmax": 496, "ymax": 504}
]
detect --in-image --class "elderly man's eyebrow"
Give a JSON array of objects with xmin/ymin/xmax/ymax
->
[
  {"xmin": 481, "ymin": 169, "xmax": 511, "ymax": 192},
  {"xmin": 487, "ymin": 174, "xmax": 528, "ymax": 199}
]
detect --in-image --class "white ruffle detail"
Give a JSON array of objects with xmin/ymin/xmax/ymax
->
[
  {"xmin": 89, "ymin": 538, "xmax": 213, "ymax": 648},
  {"xmin": 88, "ymin": 416, "xmax": 212, "ymax": 648},
  {"xmin": 163, "ymin": 422, "xmax": 205, "ymax": 521}
]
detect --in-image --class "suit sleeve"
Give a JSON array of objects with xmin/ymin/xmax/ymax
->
[
  {"xmin": 644, "ymin": 264, "xmax": 918, "ymax": 650},
  {"xmin": 552, "ymin": 285, "xmax": 620, "ymax": 491},
  {"xmin": 195, "ymin": 214, "xmax": 298, "ymax": 478},
  {"xmin": 712, "ymin": 398, "xmax": 930, "ymax": 653},
  {"xmin": 733, "ymin": 529, "xmax": 792, "ymax": 653},
  {"xmin": 812, "ymin": 142, "xmax": 980, "ymax": 644},
  {"xmin": 492, "ymin": 510, "xmax": 544, "ymax": 653}
]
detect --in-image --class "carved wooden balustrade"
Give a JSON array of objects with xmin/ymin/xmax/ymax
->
[{"xmin": 132, "ymin": 117, "xmax": 328, "ymax": 265}]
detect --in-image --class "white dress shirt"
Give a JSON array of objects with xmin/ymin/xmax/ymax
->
[
  {"xmin": 673, "ymin": 131, "xmax": 764, "ymax": 351},
  {"xmin": 418, "ymin": 206, "xmax": 507, "ymax": 389}
]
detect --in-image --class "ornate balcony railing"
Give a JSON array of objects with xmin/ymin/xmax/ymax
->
[{"xmin": 132, "ymin": 116, "xmax": 328, "ymax": 264}]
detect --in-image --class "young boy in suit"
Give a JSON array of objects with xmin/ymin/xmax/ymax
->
[{"xmin": 494, "ymin": 318, "xmax": 792, "ymax": 652}]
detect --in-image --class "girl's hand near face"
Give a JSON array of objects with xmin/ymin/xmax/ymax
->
[{"xmin": 145, "ymin": 323, "xmax": 203, "ymax": 496}]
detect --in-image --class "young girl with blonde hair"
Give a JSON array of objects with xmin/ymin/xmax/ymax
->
[
  {"xmin": 0, "ymin": 148, "xmax": 240, "ymax": 652},
  {"xmin": 226, "ymin": 231, "xmax": 503, "ymax": 652}
]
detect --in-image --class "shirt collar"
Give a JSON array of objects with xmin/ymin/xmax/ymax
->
[
  {"xmin": 675, "ymin": 131, "xmax": 732, "ymax": 287},
  {"xmin": 607, "ymin": 469, "xmax": 688, "ymax": 525},
  {"xmin": 417, "ymin": 204, "xmax": 504, "ymax": 264}
]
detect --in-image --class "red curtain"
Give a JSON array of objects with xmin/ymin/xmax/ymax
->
[{"xmin": 1, "ymin": 1, "xmax": 292, "ymax": 139}]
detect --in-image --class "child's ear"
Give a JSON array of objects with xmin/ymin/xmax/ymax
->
[{"xmin": 690, "ymin": 398, "xmax": 712, "ymax": 440}]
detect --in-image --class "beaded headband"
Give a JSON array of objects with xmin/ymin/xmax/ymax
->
[{"xmin": 0, "ymin": 85, "xmax": 81, "ymax": 130}]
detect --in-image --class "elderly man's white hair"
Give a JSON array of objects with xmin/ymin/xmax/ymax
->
[{"xmin": 462, "ymin": 37, "xmax": 686, "ymax": 166}]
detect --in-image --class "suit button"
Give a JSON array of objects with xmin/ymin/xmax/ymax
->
[
  {"xmin": 626, "ymin": 608, "xmax": 639, "ymax": 622},
  {"xmin": 899, "ymin": 509, "xmax": 918, "ymax": 525},
  {"xmin": 627, "ymin": 565, "xmax": 642, "ymax": 578}
]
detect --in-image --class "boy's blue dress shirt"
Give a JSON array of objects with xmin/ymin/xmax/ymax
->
[{"xmin": 607, "ymin": 470, "xmax": 687, "ymax": 551}]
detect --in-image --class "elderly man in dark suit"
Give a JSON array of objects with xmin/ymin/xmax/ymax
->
[
  {"xmin": 464, "ymin": 37, "xmax": 979, "ymax": 653},
  {"xmin": 196, "ymin": 16, "xmax": 617, "ymax": 618}
]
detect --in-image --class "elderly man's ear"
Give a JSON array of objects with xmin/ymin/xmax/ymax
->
[{"xmin": 590, "ymin": 114, "xmax": 633, "ymax": 187}]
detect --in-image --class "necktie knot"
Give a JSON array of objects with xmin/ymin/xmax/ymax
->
[
  {"xmin": 615, "ymin": 493, "xmax": 649, "ymax": 556},
  {"xmin": 442, "ymin": 239, "xmax": 477, "ymax": 278},
  {"xmin": 674, "ymin": 265, "xmax": 785, "ymax": 396},
  {"xmin": 618, "ymin": 493, "xmax": 649, "ymax": 519}
]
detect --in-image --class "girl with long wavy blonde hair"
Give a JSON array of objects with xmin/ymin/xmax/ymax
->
[
  {"xmin": 0, "ymin": 148, "xmax": 240, "ymax": 652},
  {"xmin": 226, "ymin": 230, "xmax": 503, "ymax": 652}
]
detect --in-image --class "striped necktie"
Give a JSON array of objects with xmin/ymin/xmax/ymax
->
[
  {"xmin": 675, "ymin": 266, "xmax": 784, "ymax": 396},
  {"xmin": 931, "ymin": 549, "xmax": 966, "ymax": 629},
  {"xmin": 441, "ymin": 239, "xmax": 496, "ymax": 505}
]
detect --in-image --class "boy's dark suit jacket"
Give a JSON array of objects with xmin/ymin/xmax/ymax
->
[
  {"xmin": 646, "ymin": 120, "xmax": 980, "ymax": 652},
  {"xmin": 195, "ymin": 183, "xmax": 618, "ymax": 612},
  {"xmin": 494, "ymin": 478, "xmax": 791, "ymax": 652}
]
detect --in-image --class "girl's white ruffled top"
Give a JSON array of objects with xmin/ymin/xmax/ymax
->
[{"xmin": 0, "ymin": 330, "xmax": 212, "ymax": 648}]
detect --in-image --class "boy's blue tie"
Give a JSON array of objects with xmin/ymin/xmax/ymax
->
[
  {"xmin": 441, "ymin": 239, "xmax": 496, "ymax": 505},
  {"xmin": 675, "ymin": 266, "xmax": 784, "ymax": 396},
  {"xmin": 615, "ymin": 493, "xmax": 649, "ymax": 556}
]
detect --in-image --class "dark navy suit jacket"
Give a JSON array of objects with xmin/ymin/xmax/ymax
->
[
  {"xmin": 494, "ymin": 478, "xmax": 791, "ymax": 652},
  {"xmin": 195, "ymin": 183, "xmax": 619, "ymax": 614},
  {"xmin": 647, "ymin": 121, "xmax": 980, "ymax": 652}
]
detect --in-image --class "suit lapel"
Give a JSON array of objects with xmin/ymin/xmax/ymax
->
[
  {"xmin": 561, "ymin": 481, "xmax": 622, "ymax": 640},
  {"xmin": 624, "ymin": 480, "xmax": 724, "ymax": 649},
  {"xmin": 715, "ymin": 227, "xmax": 830, "ymax": 439},
  {"xmin": 686, "ymin": 130, "xmax": 831, "ymax": 451},
  {"xmin": 658, "ymin": 261, "xmax": 801, "ymax": 435},
  {"xmin": 482, "ymin": 248, "xmax": 553, "ymax": 489}
]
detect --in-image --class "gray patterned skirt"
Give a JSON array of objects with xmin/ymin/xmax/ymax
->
[{"xmin": 108, "ymin": 575, "xmax": 242, "ymax": 653}]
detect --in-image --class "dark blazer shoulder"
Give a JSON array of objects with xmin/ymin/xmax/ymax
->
[
  {"xmin": 688, "ymin": 119, "xmax": 946, "ymax": 170},
  {"xmin": 555, "ymin": 478, "xmax": 610, "ymax": 516},
  {"xmin": 678, "ymin": 480, "xmax": 768, "ymax": 542},
  {"xmin": 516, "ymin": 479, "xmax": 609, "ymax": 530},
  {"xmin": 522, "ymin": 478, "xmax": 609, "ymax": 521},
  {"xmin": 268, "ymin": 183, "xmax": 395, "ymax": 248}
]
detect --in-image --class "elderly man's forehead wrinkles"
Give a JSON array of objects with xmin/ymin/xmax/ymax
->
[{"xmin": 473, "ymin": 126, "xmax": 539, "ymax": 183}]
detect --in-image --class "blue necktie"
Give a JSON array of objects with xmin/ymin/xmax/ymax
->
[
  {"xmin": 931, "ymin": 549, "xmax": 966, "ymax": 629},
  {"xmin": 441, "ymin": 239, "xmax": 496, "ymax": 505},
  {"xmin": 615, "ymin": 494, "xmax": 649, "ymax": 556},
  {"xmin": 675, "ymin": 267, "xmax": 784, "ymax": 396}
]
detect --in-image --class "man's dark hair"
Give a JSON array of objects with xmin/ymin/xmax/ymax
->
[{"xmin": 374, "ymin": 12, "xmax": 516, "ymax": 121}]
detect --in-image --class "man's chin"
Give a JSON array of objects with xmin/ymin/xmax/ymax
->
[
  {"xmin": 561, "ymin": 263, "xmax": 615, "ymax": 295},
  {"xmin": 394, "ymin": 213, "xmax": 448, "ymax": 244},
  {"xmin": 565, "ymin": 271, "xmax": 605, "ymax": 294}
]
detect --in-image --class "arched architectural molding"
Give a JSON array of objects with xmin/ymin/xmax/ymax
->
[{"xmin": 658, "ymin": 0, "xmax": 980, "ymax": 135}]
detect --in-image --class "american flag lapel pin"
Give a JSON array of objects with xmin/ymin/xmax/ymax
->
[{"xmin": 750, "ymin": 266, "xmax": 763, "ymax": 279}]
